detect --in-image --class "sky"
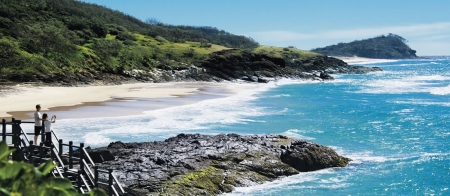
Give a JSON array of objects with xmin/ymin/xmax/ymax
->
[{"xmin": 81, "ymin": 0, "xmax": 450, "ymax": 56}]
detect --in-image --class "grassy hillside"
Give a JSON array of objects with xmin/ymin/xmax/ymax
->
[
  {"xmin": 0, "ymin": 0, "xmax": 260, "ymax": 82},
  {"xmin": 0, "ymin": 0, "xmax": 333, "ymax": 85},
  {"xmin": 311, "ymin": 34, "xmax": 418, "ymax": 59},
  {"xmin": 254, "ymin": 45, "xmax": 319, "ymax": 60}
]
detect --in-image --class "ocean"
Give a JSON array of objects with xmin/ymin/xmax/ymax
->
[{"xmin": 34, "ymin": 58, "xmax": 450, "ymax": 195}]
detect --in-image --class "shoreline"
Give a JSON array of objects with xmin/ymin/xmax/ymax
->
[
  {"xmin": 0, "ymin": 82, "xmax": 237, "ymax": 121},
  {"xmin": 334, "ymin": 56, "xmax": 398, "ymax": 65}
]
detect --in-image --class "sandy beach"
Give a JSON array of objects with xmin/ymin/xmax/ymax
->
[
  {"xmin": 334, "ymin": 56, "xmax": 398, "ymax": 65},
  {"xmin": 0, "ymin": 82, "xmax": 236, "ymax": 120}
]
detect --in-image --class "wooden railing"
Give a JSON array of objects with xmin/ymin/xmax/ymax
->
[{"xmin": 1, "ymin": 118, "xmax": 126, "ymax": 196}]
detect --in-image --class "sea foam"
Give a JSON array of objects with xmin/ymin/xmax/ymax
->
[{"xmin": 52, "ymin": 79, "xmax": 312, "ymax": 147}]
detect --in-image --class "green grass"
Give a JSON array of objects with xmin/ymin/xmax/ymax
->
[
  {"xmin": 133, "ymin": 33, "xmax": 229, "ymax": 57},
  {"xmin": 254, "ymin": 45, "xmax": 319, "ymax": 59},
  {"xmin": 105, "ymin": 34, "xmax": 116, "ymax": 40},
  {"xmin": 77, "ymin": 45, "xmax": 97, "ymax": 58}
]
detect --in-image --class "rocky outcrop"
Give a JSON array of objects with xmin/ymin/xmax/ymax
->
[
  {"xmin": 288, "ymin": 55, "xmax": 383, "ymax": 74},
  {"xmin": 89, "ymin": 134, "xmax": 351, "ymax": 195},
  {"xmin": 199, "ymin": 49, "xmax": 382, "ymax": 82}
]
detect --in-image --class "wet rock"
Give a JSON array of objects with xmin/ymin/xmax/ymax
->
[{"xmin": 91, "ymin": 134, "xmax": 351, "ymax": 195}]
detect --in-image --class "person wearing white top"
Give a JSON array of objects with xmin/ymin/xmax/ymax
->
[
  {"xmin": 41, "ymin": 113, "xmax": 56, "ymax": 146},
  {"xmin": 34, "ymin": 104, "xmax": 43, "ymax": 145}
]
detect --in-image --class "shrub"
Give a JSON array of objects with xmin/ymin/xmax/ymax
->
[
  {"xmin": 155, "ymin": 35, "xmax": 169, "ymax": 43},
  {"xmin": 183, "ymin": 48, "xmax": 196, "ymax": 57},
  {"xmin": 200, "ymin": 42, "xmax": 212, "ymax": 48},
  {"xmin": 116, "ymin": 32, "xmax": 137, "ymax": 42}
]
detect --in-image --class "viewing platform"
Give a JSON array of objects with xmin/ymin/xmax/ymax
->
[{"xmin": 1, "ymin": 118, "xmax": 126, "ymax": 196}]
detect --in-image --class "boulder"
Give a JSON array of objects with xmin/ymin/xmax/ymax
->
[{"xmin": 280, "ymin": 140, "xmax": 351, "ymax": 172}]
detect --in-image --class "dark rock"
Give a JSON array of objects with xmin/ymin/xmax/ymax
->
[
  {"xmin": 87, "ymin": 149, "xmax": 115, "ymax": 163},
  {"xmin": 91, "ymin": 134, "xmax": 351, "ymax": 195},
  {"xmin": 6, "ymin": 48, "xmax": 382, "ymax": 86},
  {"xmin": 88, "ymin": 151, "xmax": 104, "ymax": 163},
  {"xmin": 280, "ymin": 140, "xmax": 351, "ymax": 172},
  {"xmin": 199, "ymin": 49, "xmax": 382, "ymax": 82},
  {"xmin": 319, "ymin": 72, "xmax": 333, "ymax": 80}
]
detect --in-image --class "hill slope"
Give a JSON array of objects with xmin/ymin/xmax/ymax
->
[
  {"xmin": 0, "ymin": 0, "xmax": 258, "ymax": 83},
  {"xmin": 0, "ymin": 0, "xmax": 381, "ymax": 85},
  {"xmin": 311, "ymin": 34, "xmax": 418, "ymax": 59}
]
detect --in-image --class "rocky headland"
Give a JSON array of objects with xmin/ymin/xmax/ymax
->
[
  {"xmin": 88, "ymin": 133, "xmax": 351, "ymax": 195},
  {"xmin": 108, "ymin": 49, "xmax": 382, "ymax": 84},
  {"xmin": 6, "ymin": 49, "xmax": 382, "ymax": 86}
]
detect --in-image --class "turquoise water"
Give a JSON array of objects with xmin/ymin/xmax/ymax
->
[
  {"xmin": 224, "ymin": 58, "xmax": 450, "ymax": 195},
  {"xmin": 30, "ymin": 58, "xmax": 449, "ymax": 195}
]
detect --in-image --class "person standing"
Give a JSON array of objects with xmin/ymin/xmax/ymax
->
[
  {"xmin": 42, "ymin": 113, "xmax": 56, "ymax": 146},
  {"xmin": 34, "ymin": 104, "xmax": 43, "ymax": 145}
]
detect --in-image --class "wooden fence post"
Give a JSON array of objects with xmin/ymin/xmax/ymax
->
[
  {"xmin": 12, "ymin": 119, "xmax": 22, "ymax": 161},
  {"xmin": 109, "ymin": 169, "xmax": 114, "ymax": 196},
  {"xmin": 50, "ymin": 143, "xmax": 55, "ymax": 160},
  {"xmin": 69, "ymin": 141, "xmax": 73, "ymax": 169},
  {"xmin": 79, "ymin": 143, "xmax": 85, "ymax": 174},
  {"xmin": 58, "ymin": 139, "xmax": 63, "ymax": 157},
  {"xmin": 77, "ymin": 170, "xmax": 82, "ymax": 193},
  {"xmin": 29, "ymin": 141, "xmax": 34, "ymax": 164},
  {"xmin": 39, "ymin": 142, "xmax": 44, "ymax": 164},
  {"xmin": 1, "ymin": 119, "xmax": 5, "ymax": 141}
]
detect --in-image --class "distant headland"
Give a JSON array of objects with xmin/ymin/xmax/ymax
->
[{"xmin": 311, "ymin": 33, "xmax": 418, "ymax": 59}]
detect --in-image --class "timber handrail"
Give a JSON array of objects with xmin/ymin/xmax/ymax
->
[
  {"xmin": 82, "ymin": 159, "xmax": 96, "ymax": 186},
  {"xmin": 83, "ymin": 148, "xmax": 96, "ymax": 167},
  {"xmin": 52, "ymin": 148, "xmax": 65, "ymax": 168},
  {"xmin": 53, "ymin": 161, "xmax": 64, "ymax": 178},
  {"xmin": 111, "ymin": 172, "xmax": 125, "ymax": 194},
  {"xmin": 3, "ymin": 118, "xmax": 127, "ymax": 196},
  {"xmin": 80, "ymin": 175, "xmax": 91, "ymax": 192},
  {"xmin": 20, "ymin": 128, "xmax": 30, "ymax": 145}
]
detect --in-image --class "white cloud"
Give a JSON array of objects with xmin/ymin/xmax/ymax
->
[
  {"xmin": 247, "ymin": 22, "xmax": 450, "ymax": 55},
  {"xmin": 322, "ymin": 22, "xmax": 450, "ymax": 40},
  {"xmin": 409, "ymin": 42, "xmax": 450, "ymax": 56},
  {"xmin": 251, "ymin": 31, "xmax": 313, "ymax": 42}
]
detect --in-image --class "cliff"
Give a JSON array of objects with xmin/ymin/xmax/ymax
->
[{"xmin": 88, "ymin": 134, "xmax": 351, "ymax": 195}]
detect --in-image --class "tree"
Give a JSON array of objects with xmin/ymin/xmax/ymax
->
[
  {"xmin": 387, "ymin": 33, "xmax": 408, "ymax": 43},
  {"xmin": 0, "ymin": 39, "xmax": 17, "ymax": 78},
  {"xmin": 19, "ymin": 22, "xmax": 77, "ymax": 58},
  {"xmin": 145, "ymin": 18, "xmax": 163, "ymax": 25}
]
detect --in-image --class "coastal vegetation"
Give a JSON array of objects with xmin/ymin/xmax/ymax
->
[
  {"xmin": 0, "ymin": 0, "xmax": 258, "ymax": 83},
  {"xmin": 311, "ymin": 33, "xmax": 418, "ymax": 59},
  {"xmin": 254, "ymin": 45, "xmax": 319, "ymax": 60},
  {"xmin": 0, "ymin": 0, "xmax": 384, "ymax": 85}
]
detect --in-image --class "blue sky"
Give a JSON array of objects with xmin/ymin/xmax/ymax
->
[{"xmin": 82, "ymin": 0, "xmax": 450, "ymax": 56}]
